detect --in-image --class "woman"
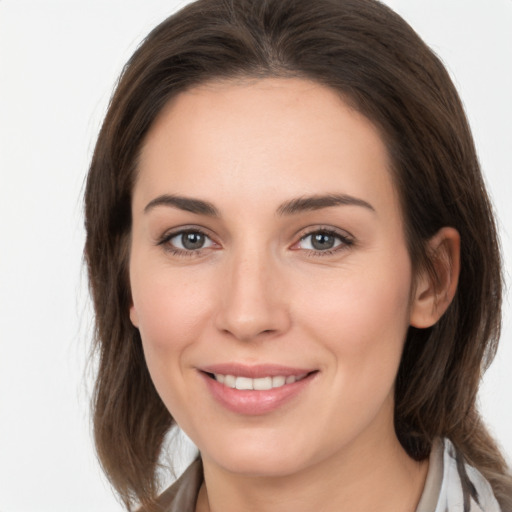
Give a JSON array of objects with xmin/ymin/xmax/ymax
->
[{"xmin": 84, "ymin": 0, "xmax": 512, "ymax": 510}]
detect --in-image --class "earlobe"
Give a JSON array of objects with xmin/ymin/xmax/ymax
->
[
  {"xmin": 129, "ymin": 304, "xmax": 140, "ymax": 328},
  {"xmin": 409, "ymin": 227, "xmax": 460, "ymax": 329}
]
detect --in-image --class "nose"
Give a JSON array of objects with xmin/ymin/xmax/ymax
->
[{"xmin": 214, "ymin": 246, "xmax": 291, "ymax": 342}]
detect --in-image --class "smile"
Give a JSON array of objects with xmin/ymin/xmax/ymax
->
[
  {"xmin": 212, "ymin": 373, "xmax": 309, "ymax": 390},
  {"xmin": 199, "ymin": 364, "xmax": 318, "ymax": 415}
]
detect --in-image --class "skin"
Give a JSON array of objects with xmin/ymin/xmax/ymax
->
[{"xmin": 129, "ymin": 78, "xmax": 460, "ymax": 512}]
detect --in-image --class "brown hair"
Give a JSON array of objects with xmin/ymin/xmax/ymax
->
[{"xmin": 84, "ymin": 0, "xmax": 511, "ymax": 509}]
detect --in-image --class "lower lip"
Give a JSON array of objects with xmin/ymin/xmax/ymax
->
[{"xmin": 200, "ymin": 372, "xmax": 317, "ymax": 415}]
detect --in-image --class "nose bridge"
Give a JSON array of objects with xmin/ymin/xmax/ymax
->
[{"xmin": 215, "ymin": 239, "xmax": 289, "ymax": 341}]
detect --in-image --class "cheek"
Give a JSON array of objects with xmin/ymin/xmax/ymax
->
[
  {"xmin": 296, "ymin": 253, "xmax": 413, "ymax": 435},
  {"xmin": 129, "ymin": 259, "xmax": 214, "ymax": 369},
  {"xmin": 129, "ymin": 262, "xmax": 219, "ymax": 420},
  {"xmin": 296, "ymin": 250, "xmax": 413, "ymax": 370}
]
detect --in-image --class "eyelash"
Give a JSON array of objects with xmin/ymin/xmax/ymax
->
[
  {"xmin": 157, "ymin": 227, "xmax": 218, "ymax": 258},
  {"xmin": 157, "ymin": 227, "xmax": 354, "ymax": 258},
  {"xmin": 295, "ymin": 228, "xmax": 354, "ymax": 257}
]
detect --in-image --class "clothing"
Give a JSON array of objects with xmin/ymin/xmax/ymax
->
[
  {"xmin": 416, "ymin": 439, "xmax": 501, "ymax": 512},
  {"xmin": 155, "ymin": 438, "xmax": 501, "ymax": 512}
]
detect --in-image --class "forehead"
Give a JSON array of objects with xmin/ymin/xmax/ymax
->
[{"xmin": 135, "ymin": 77, "xmax": 401, "ymax": 221}]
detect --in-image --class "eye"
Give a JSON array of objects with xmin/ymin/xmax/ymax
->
[
  {"xmin": 295, "ymin": 229, "xmax": 353, "ymax": 253},
  {"xmin": 158, "ymin": 229, "xmax": 217, "ymax": 254}
]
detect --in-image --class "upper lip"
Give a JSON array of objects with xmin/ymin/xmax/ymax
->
[{"xmin": 199, "ymin": 363, "xmax": 316, "ymax": 379}]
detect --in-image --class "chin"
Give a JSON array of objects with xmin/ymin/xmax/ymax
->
[
  {"xmin": 215, "ymin": 454, "xmax": 306, "ymax": 478},
  {"xmin": 198, "ymin": 429, "xmax": 322, "ymax": 478}
]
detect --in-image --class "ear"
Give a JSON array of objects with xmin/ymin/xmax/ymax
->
[
  {"xmin": 129, "ymin": 304, "xmax": 140, "ymax": 328},
  {"xmin": 409, "ymin": 227, "xmax": 460, "ymax": 328}
]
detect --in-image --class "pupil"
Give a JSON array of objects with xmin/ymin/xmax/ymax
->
[
  {"xmin": 312, "ymin": 233, "xmax": 334, "ymax": 250},
  {"xmin": 182, "ymin": 232, "xmax": 205, "ymax": 250}
]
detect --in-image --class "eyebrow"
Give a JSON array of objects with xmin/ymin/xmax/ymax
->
[
  {"xmin": 276, "ymin": 193, "xmax": 375, "ymax": 216},
  {"xmin": 144, "ymin": 192, "xmax": 375, "ymax": 217},
  {"xmin": 144, "ymin": 194, "xmax": 220, "ymax": 216}
]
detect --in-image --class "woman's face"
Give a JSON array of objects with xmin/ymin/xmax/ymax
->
[{"xmin": 129, "ymin": 78, "xmax": 422, "ymax": 477}]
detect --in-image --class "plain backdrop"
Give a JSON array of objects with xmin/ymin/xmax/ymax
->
[{"xmin": 0, "ymin": 1, "xmax": 511, "ymax": 511}]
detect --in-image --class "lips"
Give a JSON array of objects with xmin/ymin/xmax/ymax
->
[{"xmin": 199, "ymin": 364, "xmax": 318, "ymax": 415}]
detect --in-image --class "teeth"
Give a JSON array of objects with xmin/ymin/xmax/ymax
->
[
  {"xmin": 236, "ymin": 376, "xmax": 253, "ymax": 390},
  {"xmin": 272, "ymin": 375, "xmax": 286, "ymax": 387},
  {"xmin": 224, "ymin": 375, "xmax": 236, "ymax": 388},
  {"xmin": 254, "ymin": 377, "xmax": 272, "ymax": 390},
  {"xmin": 213, "ymin": 373, "xmax": 308, "ymax": 390}
]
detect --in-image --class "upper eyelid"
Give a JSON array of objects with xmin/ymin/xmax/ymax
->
[
  {"xmin": 157, "ymin": 225, "xmax": 215, "ymax": 244},
  {"xmin": 295, "ymin": 225, "xmax": 354, "ymax": 241}
]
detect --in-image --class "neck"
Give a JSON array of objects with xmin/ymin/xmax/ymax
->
[{"xmin": 196, "ymin": 430, "xmax": 429, "ymax": 512}]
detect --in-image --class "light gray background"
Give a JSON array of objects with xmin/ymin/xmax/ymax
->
[{"xmin": 0, "ymin": 1, "xmax": 511, "ymax": 511}]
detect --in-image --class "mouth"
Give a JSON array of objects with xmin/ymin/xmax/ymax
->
[
  {"xmin": 198, "ymin": 364, "xmax": 318, "ymax": 415},
  {"xmin": 203, "ymin": 371, "xmax": 313, "ymax": 390}
]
